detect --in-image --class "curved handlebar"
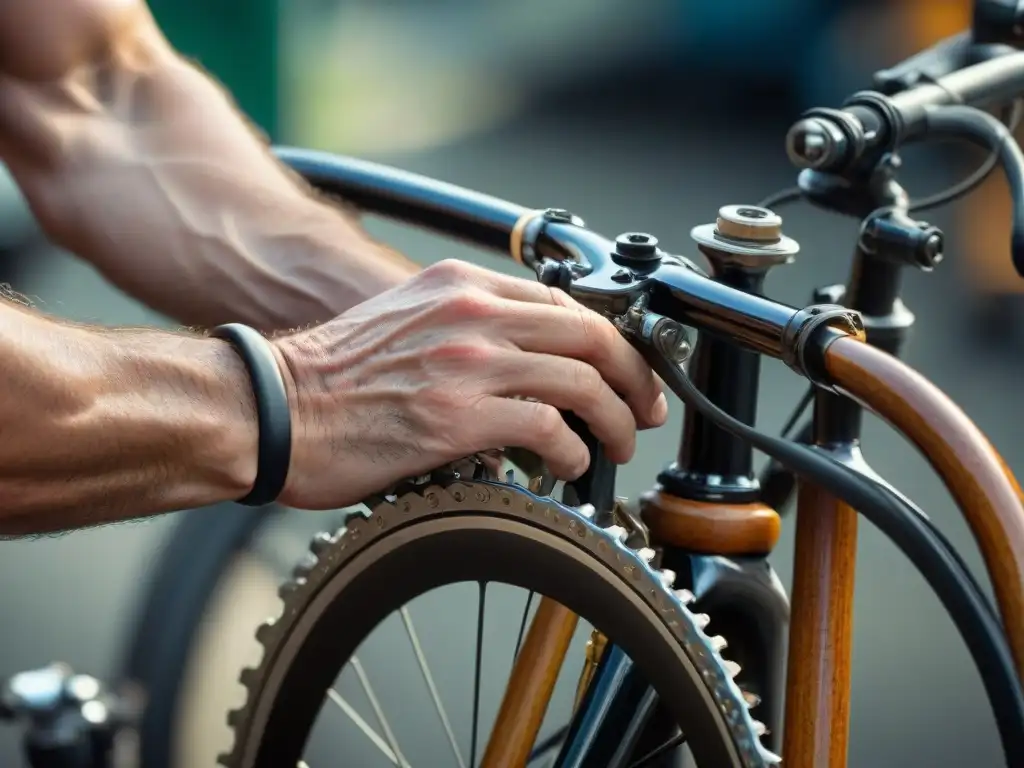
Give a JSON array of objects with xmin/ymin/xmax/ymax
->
[
  {"xmin": 276, "ymin": 147, "xmax": 807, "ymax": 361},
  {"xmin": 786, "ymin": 50, "xmax": 1024, "ymax": 275},
  {"xmin": 924, "ymin": 104, "xmax": 1024, "ymax": 276},
  {"xmin": 279, "ymin": 148, "xmax": 526, "ymax": 250},
  {"xmin": 825, "ymin": 336, "xmax": 1024, "ymax": 677}
]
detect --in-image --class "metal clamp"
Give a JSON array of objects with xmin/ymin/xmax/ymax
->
[
  {"xmin": 781, "ymin": 304, "xmax": 865, "ymax": 388},
  {"xmin": 510, "ymin": 207, "xmax": 585, "ymax": 267}
]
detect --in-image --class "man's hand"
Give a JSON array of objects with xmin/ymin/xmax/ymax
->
[
  {"xmin": 0, "ymin": 260, "xmax": 664, "ymax": 534},
  {"xmin": 273, "ymin": 260, "xmax": 668, "ymax": 510}
]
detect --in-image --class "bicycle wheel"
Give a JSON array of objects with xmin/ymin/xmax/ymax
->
[
  {"xmin": 219, "ymin": 470, "xmax": 778, "ymax": 768},
  {"xmin": 120, "ymin": 503, "xmax": 358, "ymax": 768},
  {"xmin": 119, "ymin": 453, "xmax": 541, "ymax": 768},
  {"xmin": 117, "ymin": 502, "xmax": 280, "ymax": 768}
]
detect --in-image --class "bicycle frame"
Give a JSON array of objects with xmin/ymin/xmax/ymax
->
[{"xmin": 278, "ymin": 145, "xmax": 1024, "ymax": 767}]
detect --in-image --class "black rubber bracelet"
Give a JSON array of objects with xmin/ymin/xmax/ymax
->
[{"xmin": 210, "ymin": 323, "xmax": 292, "ymax": 507}]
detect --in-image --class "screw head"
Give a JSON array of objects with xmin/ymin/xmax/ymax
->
[{"xmin": 614, "ymin": 232, "xmax": 660, "ymax": 261}]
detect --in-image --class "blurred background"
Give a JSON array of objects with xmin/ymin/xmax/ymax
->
[{"xmin": 0, "ymin": 0, "xmax": 1019, "ymax": 765}]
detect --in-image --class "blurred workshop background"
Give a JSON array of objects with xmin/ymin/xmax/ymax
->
[{"xmin": 0, "ymin": 0, "xmax": 1017, "ymax": 766}]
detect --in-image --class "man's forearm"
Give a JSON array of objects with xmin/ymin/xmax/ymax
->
[
  {"xmin": 0, "ymin": 1, "xmax": 419, "ymax": 332},
  {"xmin": 0, "ymin": 298, "xmax": 258, "ymax": 535}
]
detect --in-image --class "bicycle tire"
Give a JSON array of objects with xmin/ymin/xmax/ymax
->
[
  {"xmin": 220, "ymin": 477, "xmax": 778, "ymax": 768},
  {"xmin": 117, "ymin": 502, "xmax": 281, "ymax": 768}
]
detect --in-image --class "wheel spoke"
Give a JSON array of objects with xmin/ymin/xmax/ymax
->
[
  {"xmin": 325, "ymin": 688, "xmax": 405, "ymax": 765},
  {"xmin": 512, "ymin": 590, "xmax": 535, "ymax": 661},
  {"xmin": 527, "ymin": 724, "xmax": 570, "ymax": 764},
  {"xmin": 350, "ymin": 656, "xmax": 412, "ymax": 767},
  {"xmin": 399, "ymin": 606, "xmax": 467, "ymax": 768},
  {"xmin": 627, "ymin": 732, "xmax": 687, "ymax": 768},
  {"xmin": 469, "ymin": 581, "xmax": 487, "ymax": 768}
]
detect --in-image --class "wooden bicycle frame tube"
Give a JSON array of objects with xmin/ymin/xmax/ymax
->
[
  {"xmin": 824, "ymin": 335, "xmax": 1024, "ymax": 676},
  {"xmin": 783, "ymin": 444, "xmax": 859, "ymax": 767},
  {"xmin": 480, "ymin": 597, "xmax": 579, "ymax": 768}
]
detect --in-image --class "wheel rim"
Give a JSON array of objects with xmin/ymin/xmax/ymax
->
[{"xmin": 221, "ymin": 480, "xmax": 777, "ymax": 768}]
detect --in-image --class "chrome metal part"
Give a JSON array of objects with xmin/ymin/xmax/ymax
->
[{"xmin": 690, "ymin": 205, "xmax": 800, "ymax": 269}]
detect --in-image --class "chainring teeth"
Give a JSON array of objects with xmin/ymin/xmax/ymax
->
[{"xmin": 219, "ymin": 470, "xmax": 780, "ymax": 767}]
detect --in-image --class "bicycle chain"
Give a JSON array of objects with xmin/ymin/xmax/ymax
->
[{"xmin": 219, "ymin": 465, "xmax": 781, "ymax": 768}]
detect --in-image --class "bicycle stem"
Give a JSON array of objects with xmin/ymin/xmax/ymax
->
[{"xmin": 758, "ymin": 157, "xmax": 928, "ymax": 512}]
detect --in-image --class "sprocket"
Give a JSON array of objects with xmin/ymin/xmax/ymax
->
[{"xmin": 219, "ymin": 466, "xmax": 781, "ymax": 767}]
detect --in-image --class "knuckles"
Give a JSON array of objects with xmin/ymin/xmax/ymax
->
[
  {"xmin": 415, "ymin": 382, "xmax": 465, "ymax": 415},
  {"xmin": 440, "ymin": 289, "xmax": 500, "ymax": 322},
  {"xmin": 420, "ymin": 258, "xmax": 480, "ymax": 284},
  {"xmin": 524, "ymin": 401, "xmax": 565, "ymax": 443}
]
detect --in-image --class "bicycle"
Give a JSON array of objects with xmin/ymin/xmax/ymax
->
[
  {"xmin": 8, "ymin": 2, "xmax": 1024, "ymax": 766},
  {"xmin": 213, "ymin": 8, "xmax": 1024, "ymax": 768}
]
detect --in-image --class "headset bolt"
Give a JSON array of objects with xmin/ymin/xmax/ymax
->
[{"xmin": 715, "ymin": 205, "xmax": 783, "ymax": 243}]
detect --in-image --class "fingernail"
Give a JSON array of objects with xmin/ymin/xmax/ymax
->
[{"xmin": 650, "ymin": 393, "xmax": 669, "ymax": 425}]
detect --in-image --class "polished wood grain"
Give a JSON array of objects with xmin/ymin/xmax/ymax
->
[
  {"xmin": 782, "ymin": 481, "xmax": 858, "ymax": 768},
  {"xmin": 479, "ymin": 597, "xmax": 579, "ymax": 768},
  {"xmin": 825, "ymin": 335, "xmax": 1024, "ymax": 677},
  {"xmin": 639, "ymin": 490, "xmax": 781, "ymax": 554}
]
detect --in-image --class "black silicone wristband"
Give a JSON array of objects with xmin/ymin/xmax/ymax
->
[{"xmin": 210, "ymin": 323, "xmax": 292, "ymax": 507}]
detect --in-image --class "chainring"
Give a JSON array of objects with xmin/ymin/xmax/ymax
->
[{"xmin": 218, "ymin": 462, "xmax": 781, "ymax": 767}]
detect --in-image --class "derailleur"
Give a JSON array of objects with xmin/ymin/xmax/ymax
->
[{"xmin": 0, "ymin": 663, "xmax": 141, "ymax": 768}]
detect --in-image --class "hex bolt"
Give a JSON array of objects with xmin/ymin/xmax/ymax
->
[{"xmin": 613, "ymin": 232, "xmax": 661, "ymax": 264}]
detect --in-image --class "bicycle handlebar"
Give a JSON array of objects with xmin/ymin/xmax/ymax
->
[
  {"xmin": 786, "ymin": 52, "xmax": 1024, "ymax": 173},
  {"xmin": 276, "ymin": 148, "xmax": 833, "ymax": 373},
  {"xmin": 786, "ymin": 49, "xmax": 1024, "ymax": 275},
  {"xmin": 281, "ymin": 150, "xmax": 524, "ymax": 249}
]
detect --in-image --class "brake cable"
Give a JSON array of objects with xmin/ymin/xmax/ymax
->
[
  {"xmin": 633, "ymin": 331, "xmax": 1024, "ymax": 766},
  {"xmin": 911, "ymin": 98, "xmax": 1024, "ymax": 212}
]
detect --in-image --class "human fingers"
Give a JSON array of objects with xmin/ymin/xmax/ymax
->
[
  {"xmin": 413, "ymin": 261, "xmax": 666, "ymax": 426},
  {"xmin": 469, "ymin": 397, "xmax": 590, "ymax": 480},
  {"xmin": 489, "ymin": 299, "xmax": 667, "ymax": 429},
  {"xmin": 489, "ymin": 350, "xmax": 637, "ymax": 463}
]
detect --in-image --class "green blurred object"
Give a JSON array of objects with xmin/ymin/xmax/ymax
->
[{"xmin": 147, "ymin": 0, "xmax": 280, "ymax": 139}]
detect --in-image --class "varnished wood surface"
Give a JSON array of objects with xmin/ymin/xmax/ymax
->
[
  {"xmin": 782, "ymin": 481, "xmax": 858, "ymax": 768},
  {"xmin": 479, "ymin": 597, "xmax": 579, "ymax": 768},
  {"xmin": 640, "ymin": 490, "xmax": 781, "ymax": 554},
  {"xmin": 825, "ymin": 335, "xmax": 1024, "ymax": 677}
]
